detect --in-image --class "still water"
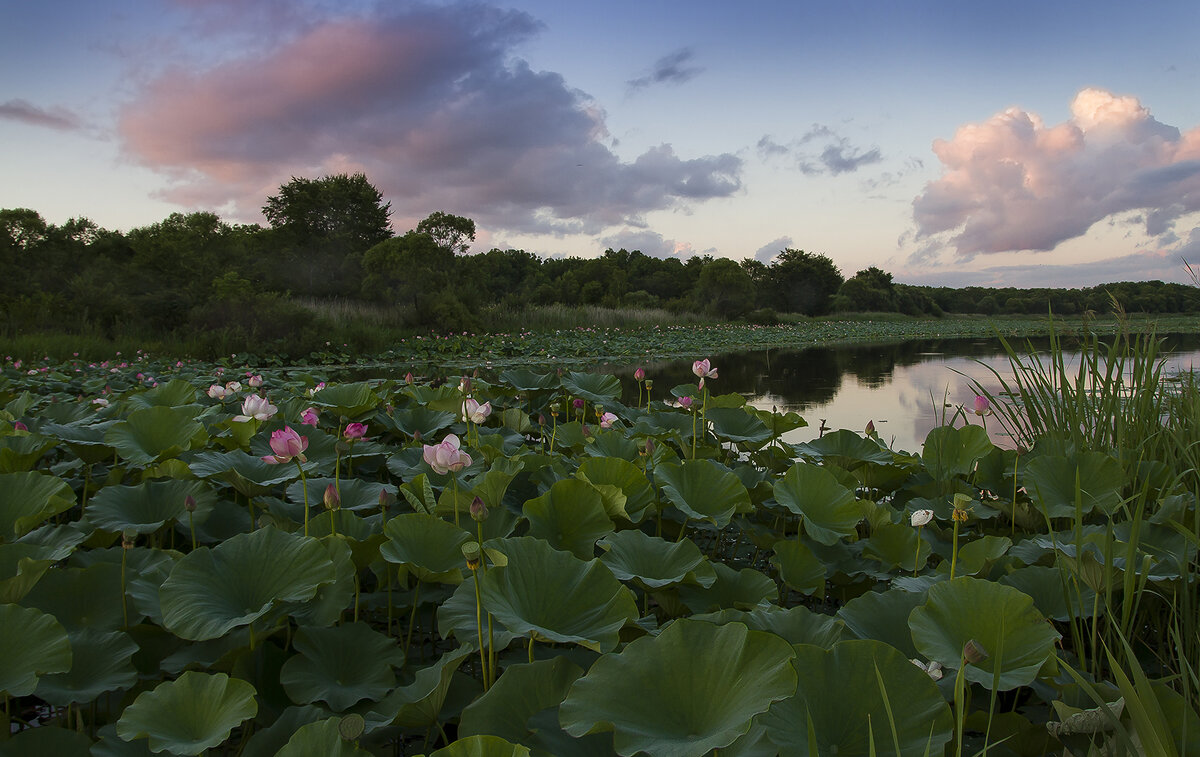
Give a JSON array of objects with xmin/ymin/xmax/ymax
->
[{"xmin": 614, "ymin": 334, "xmax": 1200, "ymax": 454}]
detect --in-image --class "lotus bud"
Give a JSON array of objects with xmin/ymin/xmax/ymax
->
[
  {"xmin": 865, "ymin": 419, "xmax": 875, "ymax": 435},
  {"xmin": 462, "ymin": 541, "xmax": 482, "ymax": 571},
  {"xmin": 122, "ymin": 530, "xmax": 136, "ymax": 550},
  {"xmin": 184, "ymin": 494, "xmax": 197, "ymax": 513},
  {"xmin": 470, "ymin": 496, "xmax": 489, "ymax": 522},
  {"xmin": 344, "ymin": 422, "xmax": 368, "ymax": 440},
  {"xmin": 963, "ymin": 639, "xmax": 989, "ymax": 665},
  {"xmin": 634, "ymin": 367, "xmax": 645, "ymax": 381},
  {"xmin": 538, "ymin": 414, "xmax": 547, "ymax": 426},
  {"xmin": 573, "ymin": 398, "xmax": 584, "ymax": 411},
  {"xmin": 324, "ymin": 483, "xmax": 340, "ymax": 511},
  {"xmin": 379, "ymin": 489, "xmax": 396, "ymax": 511},
  {"xmin": 405, "ymin": 372, "xmax": 414, "ymax": 385},
  {"xmin": 12, "ymin": 421, "xmax": 28, "ymax": 432},
  {"xmin": 413, "ymin": 430, "xmax": 422, "ymax": 442}
]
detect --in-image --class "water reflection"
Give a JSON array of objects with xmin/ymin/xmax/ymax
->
[{"xmin": 615, "ymin": 335, "xmax": 1200, "ymax": 454}]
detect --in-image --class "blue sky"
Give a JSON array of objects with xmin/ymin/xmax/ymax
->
[{"xmin": 2, "ymin": 0, "xmax": 1198, "ymax": 287}]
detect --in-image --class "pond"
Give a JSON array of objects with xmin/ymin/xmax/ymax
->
[{"xmin": 606, "ymin": 333, "xmax": 1200, "ymax": 454}]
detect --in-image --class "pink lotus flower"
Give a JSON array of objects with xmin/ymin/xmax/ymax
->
[
  {"xmin": 306, "ymin": 382, "xmax": 325, "ymax": 397},
  {"xmin": 233, "ymin": 394, "xmax": 278, "ymax": 422},
  {"xmin": 207, "ymin": 384, "xmax": 230, "ymax": 400},
  {"xmin": 92, "ymin": 397, "xmax": 109, "ymax": 407},
  {"xmin": 634, "ymin": 367, "xmax": 646, "ymax": 381},
  {"xmin": 423, "ymin": 434, "xmax": 472, "ymax": 475},
  {"xmin": 247, "ymin": 374, "xmax": 263, "ymax": 388},
  {"xmin": 262, "ymin": 427, "xmax": 308, "ymax": 463},
  {"xmin": 972, "ymin": 395, "xmax": 992, "ymax": 416},
  {"xmin": 12, "ymin": 421, "xmax": 28, "ymax": 432},
  {"xmin": 344, "ymin": 422, "xmax": 368, "ymax": 440},
  {"xmin": 599, "ymin": 412, "xmax": 618, "ymax": 429},
  {"xmin": 676, "ymin": 396, "xmax": 694, "ymax": 410},
  {"xmin": 225, "ymin": 380, "xmax": 242, "ymax": 393},
  {"xmin": 462, "ymin": 398, "xmax": 492, "ymax": 424},
  {"xmin": 692, "ymin": 359, "xmax": 717, "ymax": 380},
  {"xmin": 300, "ymin": 407, "xmax": 319, "ymax": 426}
]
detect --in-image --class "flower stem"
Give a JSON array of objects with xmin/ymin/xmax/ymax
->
[
  {"xmin": 295, "ymin": 461, "xmax": 309, "ymax": 537},
  {"xmin": 950, "ymin": 518, "xmax": 960, "ymax": 580}
]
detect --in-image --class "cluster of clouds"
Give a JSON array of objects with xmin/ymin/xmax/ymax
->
[
  {"xmin": 0, "ymin": 99, "xmax": 81, "ymax": 131},
  {"xmin": 757, "ymin": 126, "xmax": 883, "ymax": 176},
  {"xmin": 913, "ymin": 88, "xmax": 1200, "ymax": 259},
  {"xmin": 115, "ymin": 4, "xmax": 742, "ymax": 236}
]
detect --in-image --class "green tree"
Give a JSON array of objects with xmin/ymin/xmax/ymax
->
[
  {"xmin": 416, "ymin": 212, "xmax": 476, "ymax": 255},
  {"xmin": 695, "ymin": 257, "xmax": 755, "ymax": 318},
  {"xmin": 763, "ymin": 249, "xmax": 843, "ymax": 316},
  {"xmin": 836, "ymin": 266, "xmax": 895, "ymax": 312}
]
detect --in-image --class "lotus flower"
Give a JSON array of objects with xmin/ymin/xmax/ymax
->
[
  {"xmin": 344, "ymin": 422, "xmax": 368, "ymax": 440},
  {"xmin": 692, "ymin": 358, "xmax": 718, "ymax": 379},
  {"xmin": 599, "ymin": 412, "xmax": 618, "ymax": 429},
  {"xmin": 634, "ymin": 367, "xmax": 645, "ymax": 381},
  {"xmin": 323, "ymin": 483, "xmax": 340, "ymax": 510},
  {"xmin": 206, "ymin": 384, "xmax": 229, "ymax": 400},
  {"xmin": 233, "ymin": 394, "xmax": 278, "ymax": 422},
  {"xmin": 910, "ymin": 509, "xmax": 934, "ymax": 527},
  {"xmin": 300, "ymin": 407, "xmax": 319, "ymax": 426},
  {"xmin": 262, "ymin": 427, "xmax": 308, "ymax": 463},
  {"xmin": 462, "ymin": 398, "xmax": 492, "ymax": 424},
  {"xmin": 306, "ymin": 382, "xmax": 325, "ymax": 397},
  {"xmin": 423, "ymin": 434, "xmax": 472, "ymax": 475},
  {"xmin": 972, "ymin": 395, "xmax": 992, "ymax": 416},
  {"xmin": 225, "ymin": 380, "xmax": 242, "ymax": 393},
  {"xmin": 676, "ymin": 396, "xmax": 694, "ymax": 410},
  {"xmin": 92, "ymin": 397, "xmax": 109, "ymax": 407},
  {"xmin": 247, "ymin": 374, "xmax": 263, "ymax": 387}
]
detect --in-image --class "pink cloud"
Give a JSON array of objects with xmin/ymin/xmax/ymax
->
[
  {"xmin": 118, "ymin": 5, "xmax": 741, "ymax": 235},
  {"xmin": 913, "ymin": 88, "xmax": 1200, "ymax": 256}
]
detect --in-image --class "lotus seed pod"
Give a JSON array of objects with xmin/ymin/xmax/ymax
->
[
  {"xmin": 963, "ymin": 639, "xmax": 989, "ymax": 664},
  {"xmin": 462, "ymin": 541, "xmax": 481, "ymax": 570}
]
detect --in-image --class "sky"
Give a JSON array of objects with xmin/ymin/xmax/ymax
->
[{"xmin": 2, "ymin": 0, "xmax": 1199, "ymax": 288}]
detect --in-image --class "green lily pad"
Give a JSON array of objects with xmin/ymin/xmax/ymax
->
[
  {"xmin": 22, "ymin": 561, "xmax": 127, "ymax": 631},
  {"xmin": 0, "ymin": 603, "xmax": 72, "ymax": 696},
  {"xmin": 559, "ymin": 618, "xmax": 797, "ymax": 757},
  {"xmin": 159, "ymin": 527, "xmax": 337, "ymax": 640},
  {"xmin": 458, "ymin": 657, "xmax": 585, "ymax": 742},
  {"xmin": 189, "ymin": 449, "xmax": 307, "ymax": 496},
  {"xmin": 596, "ymin": 529, "xmax": 716, "ymax": 591},
  {"xmin": 861, "ymin": 522, "xmax": 931, "ymax": 573},
  {"xmin": 522, "ymin": 479, "xmax": 614, "ymax": 560},
  {"xmin": 795, "ymin": 429, "xmax": 894, "ymax": 470},
  {"xmin": 692, "ymin": 605, "xmax": 848, "ymax": 649},
  {"xmin": 921, "ymin": 424, "xmax": 994, "ymax": 480},
  {"xmin": 575, "ymin": 456, "xmax": 656, "ymax": 523},
  {"xmin": 772, "ymin": 461, "xmax": 860, "ymax": 545},
  {"xmin": 706, "ymin": 407, "xmax": 773, "ymax": 445},
  {"xmin": 116, "ymin": 671, "xmax": 258, "ymax": 756},
  {"xmin": 837, "ymin": 587, "xmax": 927, "ymax": 659},
  {"xmin": 361, "ymin": 645, "xmax": 474, "ymax": 730},
  {"xmin": 1022, "ymin": 451, "xmax": 1125, "ymax": 518},
  {"xmin": 998, "ymin": 564, "xmax": 1096, "ymax": 622},
  {"xmin": 770, "ymin": 539, "xmax": 827, "ymax": 596},
  {"xmin": 105, "ymin": 406, "xmax": 207, "ymax": 467},
  {"xmin": 479, "ymin": 536, "xmax": 638, "ymax": 653},
  {"xmin": 0, "ymin": 433, "xmax": 58, "ymax": 472},
  {"xmin": 381, "ymin": 513, "xmax": 472, "ymax": 583},
  {"xmin": 288, "ymin": 477, "xmax": 398, "ymax": 512},
  {"xmin": 761, "ymin": 639, "xmax": 954, "ymax": 756},
  {"xmin": 35, "ymin": 628, "xmax": 139, "ymax": 705},
  {"xmin": 909, "ymin": 576, "xmax": 1061, "ymax": 690},
  {"xmin": 0, "ymin": 543, "xmax": 53, "ymax": 602},
  {"xmin": 437, "ymin": 576, "xmax": 517, "ymax": 651},
  {"xmin": 655, "ymin": 460, "xmax": 750, "ymax": 529},
  {"xmin": 677, "ymin": 561, "xmax": 777, "ymax": 614},
  {"xmin": 561, "ymin": 372, "xmax": 622, "ymax": 405},
  {"xmin": 279, "ymin": 622, "xmax": 405, "ymax": 711},
  {"xmin": 308, "ymin": 382, "xmax": 381, "ymax": 418},
  {"xmin": 387, "ymin": 406, "xmax": 458, "ymax": 439},
  {"xmin": 430, "ymin": 735, "xmax": 532, "ymax": 757},
  {"xmin": 274, "ymin": 717, "xmax": 374, "ymax": 757},
  {"xmin": 126, "ymin": 380, "xmax": 200, "ymax": 409},
  {"xmin": 0, "ymin": 471, "xmax": 76, "ymax": 541},
  {"xmin": 88, "ymin": 479, "xmax": 216, "ymax": 535}
]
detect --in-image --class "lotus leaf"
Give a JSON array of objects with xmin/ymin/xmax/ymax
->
[
  {"xmin": 909, "ymin": 576, "xmax": 1061, "ymax": 690},
  {"xmin": 237, "ymin": 705, "xmax": 327, "ymax": 757},
  {"xmin": 17, "ymin": 523, "xmax": 87, "ymax": 560},
  {"xmin": 795, "ymin": 428, "xmax": 894, "ymax": 469},
  {"xmin": 655, "ymin": 459, "xmax": 750, "ymax": 529},
  {"xmin": 561, "ymin": 371, "xmax": 621, "ymax": 404},
  {"xmin": 479, "ymin": 536, "xmax": 638, "ymax": 653},
  {"xmin": 438, "ymin": 575, "xmax": 517, "ymax": 650},
  {"xmin": 0, "ymin": 726, "xmax": 93, "ymax": 757},
  {"xmin": 458, "ymin": 657, "xmax": 584, "ymax": 742},
  {"xmin": 189, "ymin": 449, "xmax": 307, "ymax": 496},
  {"xmin": 287, "ymin": 534, "xmax": 357, "ymax": 627},
  {"xmin": 116, "ymin": 671, "xmax": 257, "ymax": 756},
  {"xmin": 498, "ymin": 368, "xmax": 559, "ymax": 393},
  {"xmin": 22, "ymin": 561, "xmax": 128, "ymax": 631},
  {"xmin": 761, "ymin": 639, "xmax": 954, "ymax": 756},
  {"xmin": 693, "ymin": 605, "xmax": 848, "ymax": 649},
  {"xmin": 88, "ymin": 479, "xmax": 216, "ymax": 535},
  {"xmin": 381, "ymin": 512, "xmax": 472, "ymax": 582},
  {"xmin": 159, "ymin": 527, "xmax": 337, "ymax": 640},
  {"xmin": 0, "ymin": 471, "xmax": 76, "ymax": 540},
  {"xmin": 361, "ymin": 645, "xmax": 474, "ymax": 730},
  {"xmin": 860, "ymin": 522, "xmax": 931, "ymax": 573},
  {"xmin": 559, "ymin": 619, "xmax": 797, "ymax": 757},
  {"xmin": 35, "ymin": 628, "xmax": 139, "ymax": 705},
  {"xmin": 837, "ymin": 587, "xmax": 926, "ymax": 659},
  {"xmin": 1022, "ymin": 451, "xmax": 1125, "ymax": 518},
  {"xmin": 288, "ymin": 477, "xmax": 398, "ymax": 511},
  {"xmin": 706, "ymin": 407, "xmax": 773, "ymax": 445},
  {"xmin": 575, "ymin": 456, "xmax": 656, "ymax": 523},
  {"xmin": 999, "ymin": 564, "xmax": 1097, "ymax": 622},
  {"xmin": 939, "ymin": 534, "xmax": 1012, "ymax": 576},
  {"xmin": 522, "ymin": 478, "xmax": 614, "ymax": 560},
  {"xmin": 40, "ymin": 422, "xmax": 116, "ymax": 466},
  {"xmin": 428, "ymin": 735, "xmax": 532, "ymax": 757},
  {"xmin": 0, "ymin": 432, "xmax": 58, "ymax": 472},
  {"xmin": 105, "ymin": 406, "xmax": 207, "ymax": 467},
  {"xmin": 280, "ymin": 622, "xmax": 405, "ymax": 710},
  {"xmin": 596, "ymin": 529, "xmax": 716, "ymax": 591},
  {"xmin": 0, "ymin": 603, "xmax": 72, "ymax": 696},
  {"xmin": 921, "ymin": 423, "xmax": 994, "ymax": 480},
  {"xmin": 0, "ymin": 543, "xmax": 53, "ymax": 602},
  {"xmin": 126, "ymin": 380, "xmax": 199, "ymax": 409},
  {"xmin": 677, "ymin": 561, "xmax": 777, "ymax": 614},
  {"xmin": 270, "ymin": 716, "xmax": 372, "ymax": 757},
  {"xmin": 772, "ymin": 461, "xmax": 860, "ymax": 545},
  {"xmin": 308, "ymin": 382, "xmax": 380, "ymax": 418},
  {"xmin": 770, "ymin": 539, "xmax": 826, "ymax": 595}
]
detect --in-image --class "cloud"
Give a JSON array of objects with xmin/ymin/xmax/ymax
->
[
  {"xmin": 899, "ymin": 247, "xmax": 1197, "ymax": 288},
  {"xmin": 627, "ymin": 48, "xmax": 703, "ymax": 92},
  {"xmin": 758, "ymin": 124, "xmax": 882, "ymax": 175},
  {"xmin": 600, "ymin": 228, "xmax": 697, "ymax": 259},
  {"xmin": 754, "ymin": 236, "xmax": 793, "ymax": 263},
  {"xmin": 0, "ymin": 99, "xmax": 82, "ymax": 131},
  {"xmin": 118, "ymin": 5, "xmax": 741, "ymax": 235},
  {"xmin": 913, "ymin": 88, "xmax": 1200, "ymax": 256}
]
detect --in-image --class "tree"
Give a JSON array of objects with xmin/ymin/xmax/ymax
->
[
  {"xmin": 763, "ymin": 249, "xmax": 843, "ymax": 316},
  {"xmin": 695, "ymin": 257, "xmax": 755, "ymax": 318},
  {"xmin": 836, "ymin": 267, "xmax": 895, "ymax": 312},
  {"xmin": 416, "ymin": 212, "xmax": 476, "ymax": 255},
  {"xmin": 262, "ymin": 174, "xmax": 392, "ymax": 296}
]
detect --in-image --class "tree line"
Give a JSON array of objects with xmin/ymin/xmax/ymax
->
[{"xmin": 3, "ymin": 173, "xmax": 1197, "ymax": 349}]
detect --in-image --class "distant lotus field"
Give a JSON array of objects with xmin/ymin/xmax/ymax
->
[{"xmin": 1, "ymin": 344, "xmax": 1198, "ymax": 756}]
